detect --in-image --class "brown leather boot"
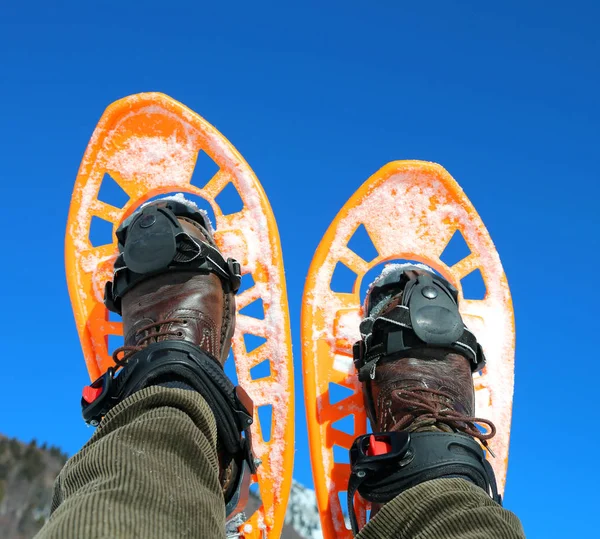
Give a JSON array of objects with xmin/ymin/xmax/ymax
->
[
  {"xmin": 355, "ymin": 265, "xmax": 496, "ymax": 520},
  {"xmin": 118, "ymin": 217, "xmax": 235, "ymax": 367},
  {"xmin": 101, "ymin": 198, "xmax": 245, "ymax": 502}
]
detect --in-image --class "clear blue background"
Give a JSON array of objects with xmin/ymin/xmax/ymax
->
[{"xmin": 1, "ymin": 2, "xmax": 598, "ymax": 537}]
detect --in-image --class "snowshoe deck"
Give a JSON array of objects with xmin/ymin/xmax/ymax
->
[
  {"xmin": 301, "ymin": 161, "xmax": 515, "ymax": 537},
  {"xmin": 65, "ymin": 93, "xmax": 294, "ymax": 538}
]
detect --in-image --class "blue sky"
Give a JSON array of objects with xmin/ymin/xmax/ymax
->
[{"xmin": 1, "ymin": 2, "xmax": 599, "ymax": 537}]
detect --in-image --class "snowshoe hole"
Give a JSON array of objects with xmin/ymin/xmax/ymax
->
[
  {"xmin": 475, "ymin": 423, "xmax": 490, "ymax": 436},
  {"xmin": 330, "ymin": 262, "xmax": 359, "ymax": 294},
  {"xmin": 237, "ymin": 272, "xmax": 256, "ymax": 295},
  {"xmin": 243, "ymin": 334, "xmax": 267, "ymax": 354},
  {"xmin": 107, "ymin": 334, "xmax": 124, "ymax": 357},
  {"xmin": 440, "ymin": 230, "xmax": 472, "ymax": 267},
  {"xmin": 328, "ymin": 382, "xmax": 354, "ymax": 406},
  {"xmin": 257, "ymin": 404, "xmax": 273, "ymax": 443},
  {"xmin": 224, "ymin": 349, "xmax": 239, "ymax": 386},
  {"xmin": 331, "ymin": 414, "xmax": 355, "ymax": 436},
  {"xmin": 89, "ymin": 215, "xmax": 115, "ymax": 248},
  {"xmin": 460, "ymin": 268, "xmax": 487, "ymax": 300},
  {"xmin": 190, "ymin": 150, "xmax": 220, "ymax": 190},
  {"xmin": 347, "ymin": 223, "xmax": 379, "ymax": 263},
  {"xmin": 250, "ymin": 358, "xmax": 271, "ymax": 380},
  {"xmin": 215, "ymin": 182, "xmax": 244, "ymax": 216},
  {"xmin": 333, "ymin": 444, "xmax": 350, "ymax": 464},
  {"xmin": 239, "ymin": 297, "xmax": 265, "ymax": 320},
  {"xmin": 108, "ymin": 310, "xmax": 122, "ymax": 323},
  {"xmin": 98, "ymin": 173, "xmax": 130, "ymax": 209}
]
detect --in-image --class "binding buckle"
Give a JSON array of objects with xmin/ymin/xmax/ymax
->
[
  {"xmin": 348, "ymin": 432, "xmax": 412, "ymax": 535},
  {"xmin": 105, "ymin": 202, "xmax": 243, "ymax": 314},
  {"xmin": 347, "ymin": 431, "xmax": 501, "ymax": 535},
  {"xmin": 81, "ymin": 368, "xmax": 118, "ymax": 426},
  {"xmin": 353, "ymin": 269, "xmax": 486, "ymax": 374},
  {"xmin": 227, "ymin": 258, "xmax": 242, "ymax": 293}
]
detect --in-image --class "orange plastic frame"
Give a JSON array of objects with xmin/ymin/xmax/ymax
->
[
  {"xmin": 301, "ymin": 161, "xmax": 515, "ymax": 538},
  {"xmin": 65, "ymin": 93, "xmax": 294, "ymax": 538}
]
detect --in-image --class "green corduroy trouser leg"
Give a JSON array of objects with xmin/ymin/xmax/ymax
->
[{"xmin": 37, "ymin": 387, "xmax": 525, "ymax": 539}]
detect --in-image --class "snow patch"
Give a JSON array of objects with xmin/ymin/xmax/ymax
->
[
  {"xmin": 284, "ymin": 480, "xmax": 324, "ymax": 539},
  {"xmin": 107, "ymin": 134, "xmax": 195, "ymax": 187}
]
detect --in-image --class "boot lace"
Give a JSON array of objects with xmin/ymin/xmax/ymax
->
[
  {"xmin": 112, "ymin": 318, "xmax": 185, "ymax": 369},
  {"xmin": 392, "ymin": 387, "xmax": 497, "ymax": 455}
]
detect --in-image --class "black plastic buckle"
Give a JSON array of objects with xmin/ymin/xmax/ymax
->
[
  {"xmin": 352, "ymin": 341, "xmax": 364, "ymax": 368},
  {"xmin": 232, "ymin": 385, "xmax": 257, "ymax": 474},
  {"xmin": 227, "ymin": 258, "xmax": 242, "ymax": 293},
  {"xmin": 350, "ymin": 432, "xmax": 411, "ymax": 475},
  {"xmin": 81, "ymin": 368, "xmax": 117, "ymax": 426},
  {"xmin": 348, "ymin": 432, "xmax": 412, "ymax": 535}
]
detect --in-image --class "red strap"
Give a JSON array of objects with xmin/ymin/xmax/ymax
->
[
  {"xmin": 367, "ymin": 434, "xmax": 392, "ymax": 456},
  {"xmin": 82, "ymin": 385, "xmax": 103, "ymax": 404}
]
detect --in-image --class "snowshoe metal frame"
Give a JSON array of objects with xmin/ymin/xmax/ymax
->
[
  {"xmin": 65, "ymin": 93, "xmax": 294, "ymax": 538},
  {"xmin": 301, "ymin": 161, "xmax": 515, "ymax": 537}
]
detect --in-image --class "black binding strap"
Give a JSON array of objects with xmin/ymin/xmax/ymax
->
[
  {"xmin": 347, "ymin": 431, "xmax": 500, "ymax": 535},
  {"xmin": 354, "ymin": 270, "xmax": 486, "ymax": 381},
  {"xmin": 104, "ymin": 200, "xmax": 241, "ymax": 315},
  {"xmin": 81, "ymin": 340, "xmax": 258, "ymax": 517}
]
